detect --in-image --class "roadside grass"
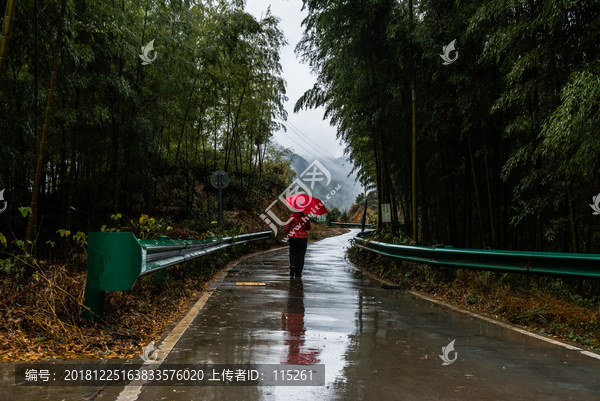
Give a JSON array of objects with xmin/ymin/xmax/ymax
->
[{"xmin": 348, "ymin": 246, "xmax": 600, "ymax": 350}]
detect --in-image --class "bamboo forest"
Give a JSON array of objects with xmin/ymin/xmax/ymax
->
[{"xmin": 0, "ymin": 1, "xmax": 600, "ymax": 395}]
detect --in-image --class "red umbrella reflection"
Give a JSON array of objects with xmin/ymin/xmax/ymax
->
[{"xmin": 281, "ymin": 279, "xmax": 320, "ymax": 365}]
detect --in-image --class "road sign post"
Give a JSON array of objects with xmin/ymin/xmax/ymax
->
[
  {"xmin": 218, "ymin": 175, "xmax": 222, "ymax": 226},
  {"xmin": 211, "ymin": 170, "xmax": 229, "ymax": 227}
]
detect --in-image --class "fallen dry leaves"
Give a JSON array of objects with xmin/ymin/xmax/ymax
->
[{"xmin": 0, "ymin": 224, "xmax": 343, "ymax": 362}]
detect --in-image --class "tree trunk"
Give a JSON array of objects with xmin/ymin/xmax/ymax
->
[
  {"xmin": 464, "ymin": 154, "xmax": 471, "ymax": 248},
  {"xmin": 467, "ymin": 136, "xmax": 486, "ymax": 248},
  {"xmin": 111, "ymin": 93, "xmax": 122, "ymax": 214},
  {"xmin": 417, "ymin": 155, "xmax": 430, "ymax": 243},
  {"xmin": 481, "ymin": 127, "xmax": 496, "ymax": 248},
  {"xmin": 175, "ymin": 72, "xmax": 199, "ymax": 160},
  {"xmin": 567, "ymin": 181, "xmax": 578, "ymax": 253},
  {"xmin": 0, "ymin": 0, "xmax": 17, "ymax": 81},
  {"xmin": 567, "ymin": 180, "xmax": 584, "ymax": 293},
  {"xmin": 377, "ymin": 119, "xmax": 395, "ymax": 235},
  {"xmin": 25, "ymin": 0, "xmax": 68, "ymax": 251},
  {"xmin": 65, "ymin": 135, "xmax": 76, "ymax": 230},
  {"xmin": 373, "ymin": 135, "xmax": 382, "ymax": 229}
]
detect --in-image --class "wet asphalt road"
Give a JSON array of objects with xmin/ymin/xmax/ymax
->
[{"xmin": 3, "ymin": 229, "xmax": 600, "ymax": 400}]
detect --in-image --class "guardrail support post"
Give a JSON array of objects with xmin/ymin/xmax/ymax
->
[
  {"xmin": 84, "ymin": 289, "xmax": 105, "ymax": 321},
  {"xmin": 84, "ymin": 232, "xmax": 144, "ymax": 320},
  {"xmin": 154, "ymin": 270, "xmax": 165, "ymax": 286}
]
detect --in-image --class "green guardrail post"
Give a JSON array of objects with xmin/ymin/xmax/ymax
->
[
  {"xmin": 155, "ymin": 234, "xmax": 170, "ymax": 288},
  {"xmin": 84, "ymin": 232, "xmax": 143, "ymax": 320},
  {"xmin": 154, "ymin": 270, "xmax": 165, "ymax": 286},
  {"xmin": 83, "ymin": 289, "xmax": 105, "ymax": 321},
  {"xmin": 444, "ymin": 246, "xmax": 454, "ymax": 281}
]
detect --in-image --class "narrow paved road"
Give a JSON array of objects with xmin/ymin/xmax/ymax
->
[{"xmin": 4, "ymin": 230, "xmax": 599, "ymax": 400}]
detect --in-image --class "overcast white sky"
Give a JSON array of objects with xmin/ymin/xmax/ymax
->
[{"xmin": 244, "ymin": 0, "xmax": 347, "ymax": 161}]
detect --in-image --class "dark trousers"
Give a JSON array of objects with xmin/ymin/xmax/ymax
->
[{"xmin": 289, "ymin": 238, "xmax": 308, "ymax": 273}]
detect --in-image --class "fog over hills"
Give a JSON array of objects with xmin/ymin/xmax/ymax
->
[{"xmin": 285, "ymin": 151, "xmax": 363, "ymax": 211}]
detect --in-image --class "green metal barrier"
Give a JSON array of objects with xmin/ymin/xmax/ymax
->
[
  {"xmin": 84, "ymin": 230, "xmax": 273, "ymax": 320},
  {"xmin": 353, "ymin": 235, "xmax": 600, "ymax": 280},
  {"xmin": 328, "ymin": 222, "xmax": 376, "ymax": 228}
]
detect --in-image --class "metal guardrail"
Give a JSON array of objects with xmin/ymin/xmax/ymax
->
[
  {"xmin": 328, "ymin": 222, "xmax": 376, "ymax": 228},
  {"xmin": 353, "ymin": 235, "xmax": 600, "ymax": 280},
  {"xmin": 84, "ymin": 230, "xmax": 273, "ymax": 320},
  {"xmin": 328, "ymin": 221, "xmax": 405, "ymax": 230}
]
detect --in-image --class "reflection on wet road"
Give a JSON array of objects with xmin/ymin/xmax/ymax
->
[
  {"xmin": 134, "ymin": 230, "xmax": 599, "ymax": 400},
  {"xmin": 4, "ymin": 230, "xmax": 599, "ymax": 400},
  {"xmin": 281, "ymin": 279, "xmax": 320, "ymax": 365}
]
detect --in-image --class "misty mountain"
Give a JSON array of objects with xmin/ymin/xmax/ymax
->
[{"xmin": 285, "ymin": 151, "xmax": 363, "ymax": 211}]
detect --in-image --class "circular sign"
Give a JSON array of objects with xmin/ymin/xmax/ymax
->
[{"xmin": 211, "ymin": 170, "xmax": 229, "ymax": 188}]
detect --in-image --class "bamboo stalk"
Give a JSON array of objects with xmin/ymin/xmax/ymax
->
[
  {"xmin": 409, "ymin": 0, "xmax": 417, "ymax": 243},
  {"xmin": 411, "ymin": 88, "xmax": 417, "ymax": 243},
  {"xmin": 0, "ymin": 0, "xmax": 17, "ymax": 81},
  {"xmin": 25, "ymin": 0, "xmax": 68, "ymax": 249},
  {"xmin": 567, "ymin": 181, "xmax": 578, "ymax": 253},
  {"xmin": 468, "ymin": 136, "xmax": 486, "ymax": 248},
  {"xmin": 481, "ymin": 128, "xmax": 496, "ymax": 248}
]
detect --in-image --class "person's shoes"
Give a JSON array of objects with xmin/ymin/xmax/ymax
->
[
  {"xmin": 295, "ymin": 271, "xmax": 302, "ymax": 278},
  {"xmin": 290, "ymin": 267, "xmax": 295, "ymax": 278}
]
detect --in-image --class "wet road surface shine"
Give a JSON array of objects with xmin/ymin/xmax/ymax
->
[
  {"xmin": 4, "ymin": 230, "xmax": 599, "ymax": 400},
  {"xmin": 134, "ymin": 230, "xmax": 599, "ymax": 400}
]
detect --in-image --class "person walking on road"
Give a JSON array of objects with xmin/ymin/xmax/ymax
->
[{"xmin": 286, "ymin": 212, "xmax": 311, "ymax": 278}]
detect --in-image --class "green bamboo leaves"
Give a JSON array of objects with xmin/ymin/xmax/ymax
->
[{"xmin": 296, "ymin": 0, "xmax": 600, "ymax": 251}]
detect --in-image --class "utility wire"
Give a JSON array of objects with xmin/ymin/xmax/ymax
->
[
  {"xmin": 286, "ymin": 119, "xmax": 341, "ymax": 160},
  {"xmin": 281, "ymin": 121, "xmax": 342, "ymax": 164},
  {"xmin": 279, "ymin": 120, "xmax": 346, "ymax": 167},
  {"xmin": 282, "ymin": 121, "xmax": 342, "ymax": 164},
  {"xmin": 277, "ymin": 128, "xmax": 345, "ymax": 167}
]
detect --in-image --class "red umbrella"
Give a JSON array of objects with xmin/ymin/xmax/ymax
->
[{"xmin": 285, "ymin": 194, "xmax": 329, "ymax": 215}]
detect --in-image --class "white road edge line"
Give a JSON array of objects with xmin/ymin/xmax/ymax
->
[
  {"xmin": 345, "ymin": 254, "xmax": 600, "ymax": 361},
  {"xmin": 114, "ymin": 291, "xmax": 213, "ymax": 401},
  {"xmin": 115, "ymin": 247, "xmax": 285, "ymax": 401}
]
